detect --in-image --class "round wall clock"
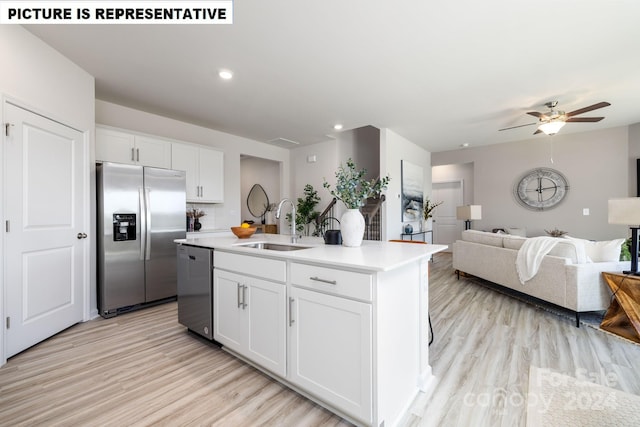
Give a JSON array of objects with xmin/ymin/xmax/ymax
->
[{"xmin": 514, "ymin": 167, "xmax": 569, "ymax": 211}]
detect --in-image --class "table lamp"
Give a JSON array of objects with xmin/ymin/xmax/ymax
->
[
  {"xmin": 456, "ymin": 205, "xmax": 482, "ymax": 230},
  {"xmin": 608, "ymin": 198, "xmax": 640, "ymax": 275}
]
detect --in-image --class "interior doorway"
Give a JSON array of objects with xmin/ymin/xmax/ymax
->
[
  {"xmin": 432, "ymin": 180, "xmax": 464, "ymax": 250},
  {"xmin": 240, "ymin": 155, "xmax": 281, "ymax": 228}
]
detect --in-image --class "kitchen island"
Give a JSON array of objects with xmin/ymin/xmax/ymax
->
[{"xmin": 175, "ymin": 234, "xmax": 446, "ymax": 427}]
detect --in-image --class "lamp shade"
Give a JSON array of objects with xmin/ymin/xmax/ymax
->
[
  {"xmin": 608, "ymin": 198, "xmax": 640, "ymax": 225},
  {"xmin": 456, "ymin": 205, "xmax": 482, "ymax": 221},
  {"xmin": 538, "ymin": 121, "xmax": 566, "ymax": 135}
]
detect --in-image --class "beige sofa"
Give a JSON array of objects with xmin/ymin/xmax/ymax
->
[{"xmin": 452, "ymin": 230, "xmax": 630, "ymax": 326}]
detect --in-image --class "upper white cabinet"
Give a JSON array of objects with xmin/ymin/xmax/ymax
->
[
  {"xmin": 172, "ymin": 143, "xmax": 224, "ymax": 203},
  {"xmin": 96, "ymin": 126, "xmax": 171, "ymax": 168}
]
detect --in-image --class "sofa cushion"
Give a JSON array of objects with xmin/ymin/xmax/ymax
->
[
  {"xmin": 505, "ymin": 227, "xmax": 526, "ymax": 237},
  {"xmin": 462, "ymin": 230, "xmax": 503, "ymax": 247},
  {"xmin": 503, "ymin": 235, "xmax": 526, "ymax": 250},
  {"xmin": 547, "ymin": 239, "xmax": 588, "ymax": 264},
  {"xmin": 567, "ymin": 237, "xmax": 625, "ymax": 262}
]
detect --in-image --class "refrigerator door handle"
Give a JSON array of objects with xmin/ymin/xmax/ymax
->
[
  {"xmin": 144, "ymin": 188, "xmax": 152, "ymax": 261},
  {"xmin": 139, "ymin": 187, "xmax": 146, "ymax": 260}
]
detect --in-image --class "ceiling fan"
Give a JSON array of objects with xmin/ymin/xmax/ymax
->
[{"xmin": 499, "ymin": 101, "xmax": 611, "ymax": 135}]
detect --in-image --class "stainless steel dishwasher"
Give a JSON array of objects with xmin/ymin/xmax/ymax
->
[{"xmin": 177, "ymin": 245, "xmax": 213, "ymax": 339}]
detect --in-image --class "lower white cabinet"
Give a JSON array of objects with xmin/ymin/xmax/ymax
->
[
  {"xmin": 213, "ymin": 269, "xmax": 286, "ymax": 377},
  {"xmin": 288, "ymin": 285, "xmax": 373, "ymax": 424}
]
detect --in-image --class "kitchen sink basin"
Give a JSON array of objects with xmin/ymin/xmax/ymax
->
[{"xmin": 235, "ymin": 242, "xmax": 312, "ymax": 251}]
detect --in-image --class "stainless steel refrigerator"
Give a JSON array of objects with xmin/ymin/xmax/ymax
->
[{"xmin": 97, "ymin": 162, "xmax": 186, "ymax": 318}]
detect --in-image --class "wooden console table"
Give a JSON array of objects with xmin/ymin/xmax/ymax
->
[
  {"xmin": 601, "ymin": 272, "xmax": 640, "ymax": 344},
  {"xmin": 254, "ymin": 224, "xmax": 278, "ymax": 234}
]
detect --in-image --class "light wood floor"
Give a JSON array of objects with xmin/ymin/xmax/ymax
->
[{"xmin": 1, "ymin": 253, "xmax": 639, "ymax": 427}]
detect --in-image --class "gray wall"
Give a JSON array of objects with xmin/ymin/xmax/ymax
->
[
  {"xmin": 291, "ymin": 126, "xmax": 381, "ymax": 223},
  {"xmin": 240, "ymin": 156, "xmax": 281, "ymax": 223},
  {"xmin": 432, "ymin": 126, "xmax": 633, "ymax": 240}
]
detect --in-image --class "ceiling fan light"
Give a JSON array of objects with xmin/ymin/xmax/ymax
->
[{"xmin": 538, "ymin": 120, "xmax": 566, "ymax": 135}]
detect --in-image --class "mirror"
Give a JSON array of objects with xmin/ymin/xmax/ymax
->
[{"xmin": 247, "ymin": 183, "xmax": 269, "ymax": 218}]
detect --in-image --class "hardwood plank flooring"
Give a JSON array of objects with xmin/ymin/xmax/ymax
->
[
  {"xmin": 406, "ymin": 253, "xmax": 640, "ymax": 427},
  {"xmin": 1, "ymin": 253, "xmax": 639, "ymax": 426}
]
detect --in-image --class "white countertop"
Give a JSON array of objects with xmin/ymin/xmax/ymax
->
[{"xmin": 176, "ymin": 233, "xmax": 447, "ymax": 272}]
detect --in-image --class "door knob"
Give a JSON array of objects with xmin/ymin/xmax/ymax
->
[{"xmin": 77, "ymin": 233, "xmax": 87, "ymax": 239}]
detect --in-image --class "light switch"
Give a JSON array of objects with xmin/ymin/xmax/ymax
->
[
  {"xmin": 583, "ymin": 208, "xmax": 590, "ymax": 216},
  {"xmin": 307, "ymin": 155, "xmax": 317, "ymax": 163}
]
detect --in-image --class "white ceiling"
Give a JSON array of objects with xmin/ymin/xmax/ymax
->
[{"xmin": 24, "ymin": 1, "xmax": 640, "ymax": 152}]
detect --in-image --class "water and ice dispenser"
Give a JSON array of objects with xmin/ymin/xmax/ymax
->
[{"xmin": 113, "ymin": 214, "xmax": 136, "ymax": 241}]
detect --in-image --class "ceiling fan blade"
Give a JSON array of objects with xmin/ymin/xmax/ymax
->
[
  {"xmin": 533, "ymin": 129, "xmax": 542, "ymax": 135},
  {"xmin": 566, "ymin": 102, "xmax": 611, "ymax": 117},
  {"xmin": 499, "ymin": 122, "xmax": 537, "ymax": 131},
  {"xmin": 565, "ymin": 117, "xmax": 604, "ymax": 123},
  {"xmin": 527, "ymin": 111, "xmax": 543, "ymax": 118}
]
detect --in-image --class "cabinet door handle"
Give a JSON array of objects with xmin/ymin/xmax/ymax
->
[
  {"xmin": 242, "ymin": 285, "xmax": 247, "ymax": 309},
  {"xmin": 136, "ymin": 148, "xmax": 140, "ymax": 162},
  {"xmin": 131, "ymin": 147, "xmax": 135, "ymax": 162},
  {"xmin": 237, "ymin": 283, "xmax": 242, "ymax": 308},
  {"xmin": 310, "ymin": 276, "xmax": 337, "ymax": 285},
  {"xmin": 289, "ymin": 297, "xmax": 295, "ymax": 326}
]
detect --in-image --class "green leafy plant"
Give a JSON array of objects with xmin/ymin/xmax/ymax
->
[
  {"xmin": 323, "ymin": 158, "xmax": 390, "ymax": 209},
  {"xmin": 286, "ymin": 184, "xmax": 321, "ymax": 235},
  {"xmin": 621, "ymin": 237, "xmax": 632, "ymax": 261},
  {"xmin": 422, "ymin": 197, "xmax": 443, "ymax": 220}
]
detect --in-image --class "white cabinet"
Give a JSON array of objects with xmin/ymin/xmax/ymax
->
[
  {"xmin": 96, "ymin": 127, "xmax": 171, "ymax": 168},
  {"xmin": 289, "ymin": 263, "xmax": 373, "ymax": 424},
  {"xmin": 206, "ymin": 247, "xmax": 431, "ymax": 427},
  {"xmin": 172, "ymin": 143, "xmax": 224, "ymax": 203},
  {"xmin": 213, "ymin": 254, "xmax": 286, "ymax": 377}
]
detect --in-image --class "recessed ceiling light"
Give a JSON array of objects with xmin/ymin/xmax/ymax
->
[
  {"xmin": 333, "ymin": 124, "xmax": 343, "ymax": 131},
  {"xmin": 218, "ymin": 69, "xmax": 233, "ymax": 80}
]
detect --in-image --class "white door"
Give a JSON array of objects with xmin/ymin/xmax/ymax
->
[
  {"xmin": 213, "ymin": 269, "xmax": 244, "ymax": 351},
  {"xmin": 134, "ymin": 135, "xmax": 171, "ymax": 168},
  {"xmin": 289, "ymin": 286, "xmax": 372, "ymax": 424},
  {"xmin": 432, "ymin": 181, "xmax": 463, "ymax": 249},
  {"xmin": 4, "ymin": 102, "xmax": 87, "ymax": 357},
  {"xmin": 95, "ymin": 127, "xmax": 135, "ymax": 164},
  {"xmin": 171, "ymin": 143, "xmax": 199, "ymax": 201},
  {"xmin": 199, "ymin": 148, "xmax": 224, "ymax": 203},
  {"xmin": 246, "ymin": 278, "xmax": 286, "ymax": 377}
]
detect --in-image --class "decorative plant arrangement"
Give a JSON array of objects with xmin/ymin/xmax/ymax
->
[
  {"xmin": 287, "ymin": 184, "xmax": 321, "ymax": 236},
  {"xmin": 323, "ymin": 158, "xmax": 390, "ymax": 209},
  {"xmin": 423, "ymin": 197, "xmax": 443, "ymax": 220},
  {"xmin": 186, "ymin": 208, "xmax": 206, "ymax": 231},
  {"xmin": 545, "ymin": 228, "xmax": 568, "ymax": 237},
  {"xmin": 323, "ymin": 158, "xmax": 390, "ymax": 246}
]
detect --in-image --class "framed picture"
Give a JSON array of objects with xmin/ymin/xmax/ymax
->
[{"xmin": 401, "ymin": 160, "xmax": 423, "ymax": 222}]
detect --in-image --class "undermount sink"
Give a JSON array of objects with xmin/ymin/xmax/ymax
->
[{"xmin": 234, "ymin": 242, "xmax": 312, "ymax": 251}]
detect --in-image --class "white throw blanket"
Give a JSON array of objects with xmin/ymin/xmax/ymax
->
[{"xmin": 516, "ymin": 237, "xmax": 559, "ymax": 284}]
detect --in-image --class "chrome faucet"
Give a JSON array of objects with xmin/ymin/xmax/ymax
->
[{"xmin": 275, "ymin": 198, "xmax": 297, "ymax": 243}]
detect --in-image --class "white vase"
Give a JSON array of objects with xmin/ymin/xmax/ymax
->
[
  {"xmin": 341, "ymin": 209, "xmax": 365, "ymax": 247},
  {"xmin": 425, "ymin": 217, "xmax": 433, "ymax": 231}
]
